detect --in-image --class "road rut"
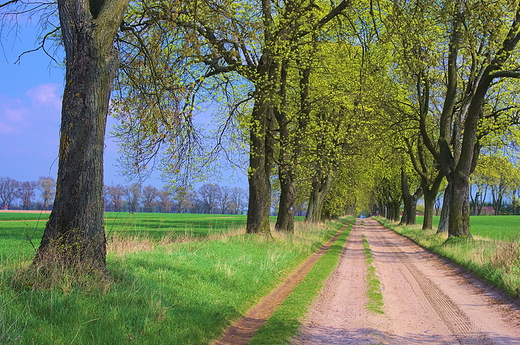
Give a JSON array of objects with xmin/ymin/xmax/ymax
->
[{"xmin": 292, "ymin": 218, "xmax": 520, "ymax": 344}]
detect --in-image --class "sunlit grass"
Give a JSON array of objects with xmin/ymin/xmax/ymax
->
[{"xmin": 362, "ymin": 235, "xmax": 384, "ymax": 314}]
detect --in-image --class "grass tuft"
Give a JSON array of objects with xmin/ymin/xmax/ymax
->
[{"xmin": 362, "ymin": 235, "xmax": 384, "ymax": 314}]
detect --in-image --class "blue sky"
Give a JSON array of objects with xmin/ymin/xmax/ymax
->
[
  {"xmin": 0, "ymin": 42, "xmax": 133, "ymax": 186},
  {"xmin": 0, "ymin": 24, "xmax": 248, "ymax": 190}
]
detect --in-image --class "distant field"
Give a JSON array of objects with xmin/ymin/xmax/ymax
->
[{"xmin": 416, "ymin": 215, "xmax": 520, "ymax": 240}]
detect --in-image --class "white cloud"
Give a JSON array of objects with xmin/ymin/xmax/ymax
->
[{"xmin": 26, "ymin": 83, "xmax": 62, "ymax": 109}]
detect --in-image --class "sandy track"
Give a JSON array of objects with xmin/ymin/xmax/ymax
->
[{"xmin": 293, "ymin": 218, "xmax": 520, "ymax": 345}]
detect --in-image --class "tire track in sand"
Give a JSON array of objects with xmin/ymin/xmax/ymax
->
[{"xmin": 293, "ymin": 218, "xmax": 520, "ymax": 345}]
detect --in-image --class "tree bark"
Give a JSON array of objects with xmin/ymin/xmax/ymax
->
[
  {"xmin": 422, "ymin": 172, "xmax": 443, "ymax": 230},
  {"xmin": 275, "ymin": 171, "xmax": 296, "ymax": 233},
  {"xmin": 33, "ymin": 0, "xmax": 129, "ymax": 271},
  {"xmin": 448, "ymin": 173, "xmax": 471, "ymax": 237},
  {"xmin": 247, "ymin": 69, "xmax": 276, "ymax": 235},
  {"xmin": 305, "ymin": 173, "xmax": 333, "ymax": 222},
  {"xmin": 437, "ymin": 182, "xmax": 451, "ymax": 234},
  {"xmin": 274, "ymin": 59, "xmax": 295, "ymax": 233},
  {"xmin": 400, "ymin": 169, "xmax": 422, "ymax": 226}
]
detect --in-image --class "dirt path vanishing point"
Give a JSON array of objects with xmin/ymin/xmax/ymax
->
[{"xmin": 292, "ymin": 218, "xmax": 520, "ymax": 344}]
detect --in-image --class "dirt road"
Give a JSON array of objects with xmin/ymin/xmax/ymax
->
[{"xmin": 292, "ymin": 218, "xmax": 520, "ymax": 345}]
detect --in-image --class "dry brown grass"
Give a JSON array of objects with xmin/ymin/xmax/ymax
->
[
  {"xmin": 106, "ymin": 228, "xmax": 247, "ymax": 256},
  {"xmin": 489, "ymin": 239, "xmax": 520, "ymax": 273}
]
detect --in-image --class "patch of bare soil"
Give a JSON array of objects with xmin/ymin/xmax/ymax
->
[
  {"xmin": 211, "ymin": 223, "xmax": 350, "ymax": 345},
  {"xmin": 292, "ymin": 218, "xmax": 520, "ymax": 345}
]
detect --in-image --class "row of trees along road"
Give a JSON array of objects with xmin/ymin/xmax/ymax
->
[{"xmin": 1, "ymin": 0, "xmax": 520, "ymax": 273}]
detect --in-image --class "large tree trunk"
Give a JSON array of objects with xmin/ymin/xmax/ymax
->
[
  {"xmin": 400, "ymin": 169, "xmax": 423, "ymax": 226},
  {"xmin": 305, "ymin": 173, "xmax": 333, "ymax": 222},
  {"xmin": 448, "ymin": 173, "xmax": 472, "ymax": 237},
  {"xmin": 274, "ymin": 59, "xmax": 296, "ymax": 233},
  {"xmin": 247, "ymin": 78, "xmax": 275, "ymax": 235},
  {"xmin": 275, "ymin": 170, "xmax": 295, "ymax": 233},
  {"xmin": 422, "ymin": 172, "xmax": 443, "ymax": 230},
  {"xmin": 437, "ymin": 182, "xmax": 451, "ymax": 234},
  {"xmin": 34, "ymin": 0, "xmax": 129, "ymax": 271}
]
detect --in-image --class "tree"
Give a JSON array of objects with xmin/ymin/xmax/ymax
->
[
  {"xmin": 399, "ymin": 168, "xmax": 423, "ymax": 226},
  {"xmin": 229, "ymin": 187, "xmax": 247, "ymax": 214},
  {"xmin": 110, "ymin": 0, "xmax": 353, "ymax": 235},
  {"xmin": 125, "ymin": 183, "xmax": 142, "ymax": 213},
  {"xmin": 10, "ymin": 0, "xmax": 131, "ymax": 270},
  {"xmin": 105, "ymin": 184, "xmax": 125, "ymax": 212},
  {"xmin": 218, "ymin": 186, "xmax": 232, "ymax": 214},
  {"xmin": 17, "ymin": 181, "xmax": 36, "ymax": 210},
  {"xmin": 198, "ymin": 183, "xmax": 221, "ymax": 214},
  {"xmin": 386, "ymin": 1, "xmax": 520, "ymax": 237},
  {"xmin": 172, "ymin": 186, "xmax": 196, "ymax": 213},
  {"xmin": 141, "ymin": 185, "xmax": 160, "ymax": 212},
  {"xmin": 0, "ymin": 177, "xmax": 19, "ymax": 209},
  {"xmin": 158, "ymin": 186, "xmax": 174, "ymax": 213},
  {"xmin": 474, "ymin": 155, "xmax": 520, "ymax": 215},
  {"xmin": 37, "ymin": 176, "xmax": 56, "ymax": 211}
]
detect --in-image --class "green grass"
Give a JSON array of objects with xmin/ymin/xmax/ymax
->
[
  {"xmin": 248, "ymin": 217, "xmax": 354, "ymax": 345},
  {"xmin": 0, "ymin": 213, "xmax": 306, "ymax": 263},
  {"xmin": 362, "ymin": 235, "xmax": 384, "ymax": 314},
  {"xmin": 104, "ymin": 213, "xmax": 251, "ymax": 240},
  {"xmin": 0, "ymin": 213, "xmax": 338, "ymax": 344},
  {"xmin": 0, "ymin": 212, "xmax": 51, "ymax": 221},
  {"xmin": 377, "ymin": 217, "xmax": 520, "ymax": 297}
]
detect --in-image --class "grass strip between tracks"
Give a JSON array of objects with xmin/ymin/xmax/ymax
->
[
  {"xmin": 247, "ymin": 219, "xmax": 353, "ymax": 345},
  {"xmin": 362, "ymin": 235, "xmax": 384, "ymax": 314}
]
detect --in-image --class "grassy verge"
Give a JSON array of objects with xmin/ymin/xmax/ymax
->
[
  {"xmin": 0, "ymin": 218, "xmax": 337, "ymax": 344},
  {"xmin": 362, "ymin": 235, "xmax": 384, "ymax": 314},
  {"xmin": 375, "ymin": 217, "xmax": 520, "ymax": 298},
  {"xmin": 248, "ymin": 217, "xmax": 354, "ymax": 345}
]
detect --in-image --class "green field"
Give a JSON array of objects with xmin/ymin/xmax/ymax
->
[
  {"xmin": 0, "ymin": 212, "xmax": 307, "ymax": 263},
  {"xmin": 416, "ymin": 215, "xmax": 520, "ymax": 240},
  {"xmin": 0, "ymin": 212, "xmax": 345, "ymax": 344}
]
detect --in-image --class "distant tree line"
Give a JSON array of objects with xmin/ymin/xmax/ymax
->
[
  {"xmin": 104, "ymin": 183, "xmax": 248, "ymax": 214},
  {"xmin": 0, "ymin": 177, "xmax": 247, "ymax": 215},
  {"xmin": 0, "ymin": 176, "xmax": 56, "ymax": 211}
]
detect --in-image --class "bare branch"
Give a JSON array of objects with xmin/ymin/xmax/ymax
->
[{"xmin": 0, "ymin": 0, "xmax": 18, "ymax": 9}]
